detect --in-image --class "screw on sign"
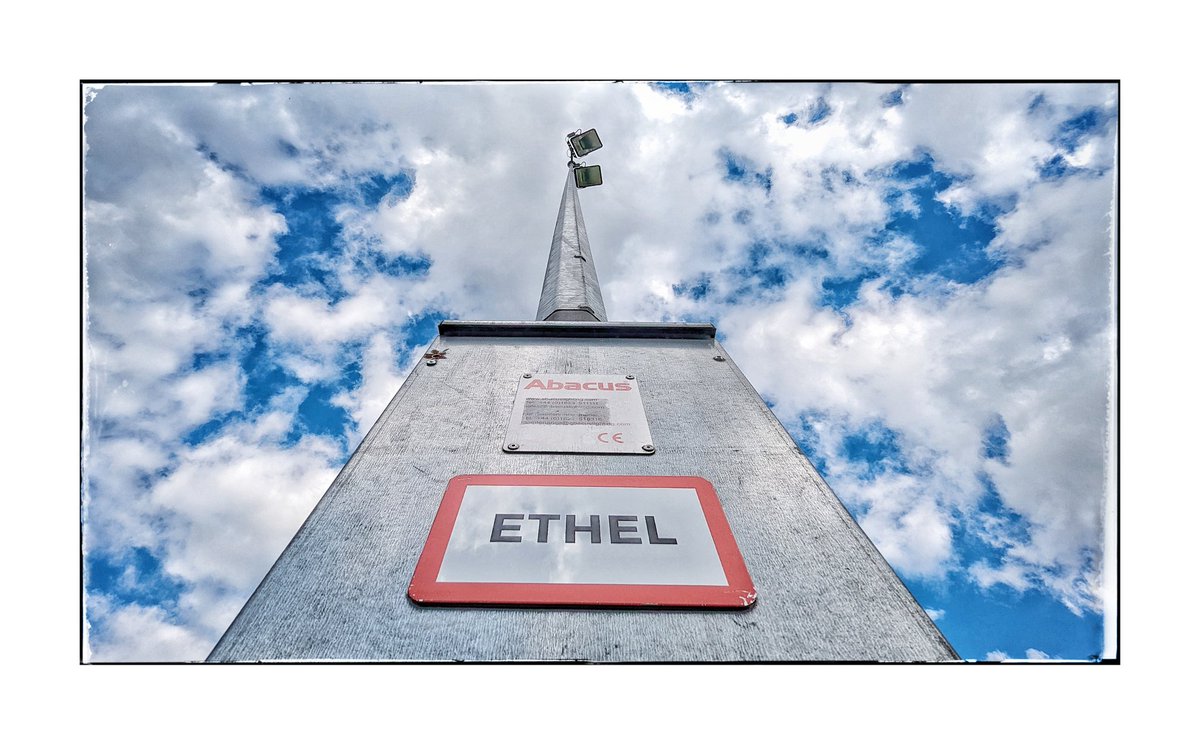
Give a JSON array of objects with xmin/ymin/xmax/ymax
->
[{"xmin": 423, "ymin": 348, "xmax": 449, "ymax": 366}]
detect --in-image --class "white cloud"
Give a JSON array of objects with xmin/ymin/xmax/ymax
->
[
  {"xmin": 714, "ymin": 166, "xmax": 1114, "ymax": 612},
  {"xmin": 86, "ymin": 422, "xmax": 342, "ymax": 662},
  {"xmin": 852, "ymin": 474, "xmax": 956, "ymax": 579},
  {"xmin": 86, "ymin": 596, "xmax": 214, "ymax": 663},
  {"xmin": 150, "ymin": 428, "xmax": 340, "ymax": 591},
  {"xmin": 171, "ymin": 362, "xmax": 242, "ymax": 426},
  {"xmin": 981, "ymin": 647, "xmax": 1058, "ymax": 663},
  {"xmin": 969, "ymin": 560, "xmax": 1033, "ymax": 594},
  {"xmin": 331, "ymin": 331, "xmax": 420, "ymax": 443},
  {"xmin": 264, "ymin": 275, "xmax": 418, "ymax": 347},
  {"xmin": 925, "ymin": 608, "xmax": 945, "ymax": 622}
]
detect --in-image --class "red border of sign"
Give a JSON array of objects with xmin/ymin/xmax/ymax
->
[{"xmin": 408, "ymin": 474, "xmax": 757, "ymax": 609}]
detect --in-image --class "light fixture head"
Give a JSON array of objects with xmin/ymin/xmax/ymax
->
[
  {"xmin": 568, "ymin": 128, "xmax": 603, "ymax": 158},
  {"xmin": 573, "ymin": 164, "xmax": 603, "ymax": 189}
]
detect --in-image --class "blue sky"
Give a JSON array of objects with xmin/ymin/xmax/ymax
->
[{"xmin": 82, "ymin": 82, "xmax": 1116, "ymax": 661}]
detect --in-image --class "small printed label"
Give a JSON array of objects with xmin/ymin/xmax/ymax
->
[
  {"xmin": 521, "ymin": 398, "xmax": 611, "ymax": 426},
  {"xmin": 504, "ymin": 374, "xmax": 654, "ymax": 454}
]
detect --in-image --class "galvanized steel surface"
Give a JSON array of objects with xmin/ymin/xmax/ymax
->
[
  {"xmin": 209, "ymin": 323, "xmax": 956, "ymax": 661},
  {"xmin": 536, "ymin": 173, "xmax": 607, "ymax": 322}
]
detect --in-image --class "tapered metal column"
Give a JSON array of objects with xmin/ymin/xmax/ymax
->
[{"xmin": 536, "ymin": 171, "xmax": 608, "ymax": 322}]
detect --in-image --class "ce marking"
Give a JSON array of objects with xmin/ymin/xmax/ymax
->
[{"xmin": 597, "ymin": 432, "xmax": 625, "ymax": 444}]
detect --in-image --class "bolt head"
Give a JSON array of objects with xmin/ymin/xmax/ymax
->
[
  {"xmin": 505, "ymin": 443, "xmax": 520, "ymax": 451},
  {"xmin": 425, "ymin": 359, "xmax": 438, "ymax": 366},
  {"xmin": 641, "ymin": 444, "xmax": 656, "ymax": 453},
  {"xmin": 713, "ymin": 355, "xmax": 726, "ymax": 362},
  {"xmin": 625, "ymin": 374, "xmax": 635, "ymax": 380},
  {"xmin": 523, "ymin": 373, "xmax": 532, "ymax": 378}
]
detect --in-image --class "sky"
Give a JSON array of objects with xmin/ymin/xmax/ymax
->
[{"xmin": 81, "ymin": 81, "xmax": 1117, "ymax": 662}]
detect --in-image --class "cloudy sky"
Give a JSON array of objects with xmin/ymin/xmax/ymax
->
[{"xmin": 82, "ymin": 81, "xmax": 1116, "ymax": 662}]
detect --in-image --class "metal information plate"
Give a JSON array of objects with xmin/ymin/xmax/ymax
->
[
  {"xmin": 503, "ymin": 373, "xmax": 654, "ymax": 455},
  {"xmin": 408, "ymin": 475, "xmax": 757, "ymax": 609}
]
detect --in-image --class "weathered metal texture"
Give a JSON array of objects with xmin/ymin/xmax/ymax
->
[
  {"xmin": 209, "ymin": 322, "xmax": 957, "ymax": 662},
  {"xmin": 535, "ymin": 173, "xmax": 607, "ymax": 322}
]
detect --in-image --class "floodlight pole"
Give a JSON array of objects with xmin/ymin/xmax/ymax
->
[{"xmin": 535, "ymin": 142, "xmax": 608, "ymax": 322}]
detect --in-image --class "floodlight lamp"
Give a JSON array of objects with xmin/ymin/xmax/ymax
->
[
  {"xmin": 569, "ymin": 128, "xmax": 603, "ymax": 158},
  {"xmin": 573, "ymin": 164, "xmax": 603, "ymax": 189}
]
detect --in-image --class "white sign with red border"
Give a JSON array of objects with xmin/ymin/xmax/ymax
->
[{"xmin": 408, "ymin": 475, "xmax": 756, "ymax": 609}]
